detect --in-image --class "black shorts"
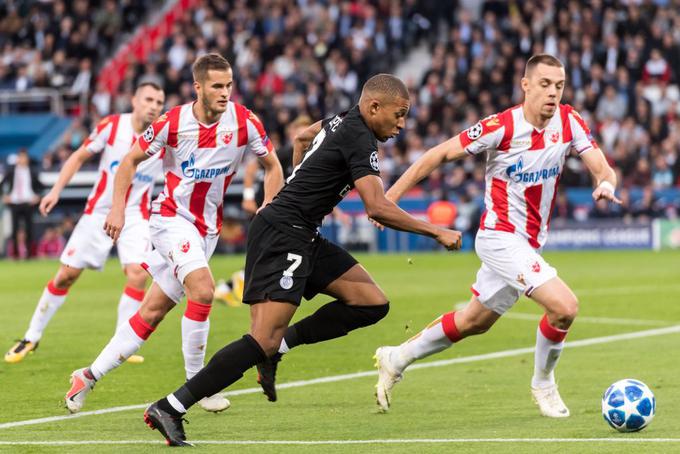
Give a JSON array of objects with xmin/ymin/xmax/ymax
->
[{"xmin": 243, "ymin": 215, "xmax": 358, "ymax": 305}]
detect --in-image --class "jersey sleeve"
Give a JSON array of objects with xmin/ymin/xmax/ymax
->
[
  {"xmin": 82, "ymin": 116, "xmax": 115, "ymax": 153},
  {"xmin": 457, "ymin": 114, "xmax": 505, "ymax": 156},
  {"xmin": 341, "ymin": 130, "xmax": 381, "ymax": 182},
  {"xmin": 245, "ymin": 110, "xmax": 273, "ymax": 157},
  {"xmin": 138, "ymin": 111, "xmax": 171, "ymax": 157},
  {"xmin": 569, "ymin": 109, "xmax": 599, "ymax": 154}
]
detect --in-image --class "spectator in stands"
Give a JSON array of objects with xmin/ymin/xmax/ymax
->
[
  {"xmin": 0, "ymin": 149, "xmax": 43, "ymax": 259},
  {"xmin": 36, "ymin": 226, "xmax": 65, "ymax": 258}
]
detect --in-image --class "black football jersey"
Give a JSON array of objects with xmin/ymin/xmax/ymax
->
[{"xmin": 259, "ymin": 105, "xmax": 381, "ymax": 240}]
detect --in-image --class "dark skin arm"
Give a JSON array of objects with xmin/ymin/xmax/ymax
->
[{"xmin": 354, "ymin": 174, "xmax": 462, "ymax": 250}]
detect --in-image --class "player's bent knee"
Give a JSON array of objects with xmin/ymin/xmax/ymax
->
[
  {"xmin": 549, "ymin": 297, "xmax": 579, "ymax": 328},
  {"xmin": 350, "ymin": 302, "xmax": 389, "ymax": 327}
]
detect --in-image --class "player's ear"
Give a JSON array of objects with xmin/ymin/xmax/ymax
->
[
  {"xmin": 520, "ymin": 77, "xmax": 530, "ymax": 93},
  {"xmin": 193, "ymin": 80, "xmax": 201, "ymax": 94},
  {"xmin": 369, "ymin": 99, "xmax": 381, "ymax": 116}
]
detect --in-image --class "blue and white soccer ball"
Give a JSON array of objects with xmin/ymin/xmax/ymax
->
[{"xmin": 602, "ymin": 379, "xmax": 655, "ymax": 432}]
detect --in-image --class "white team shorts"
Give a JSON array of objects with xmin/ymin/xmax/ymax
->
[
  {"xmin": 471, "ymin": 229, "xmax": 558, "ymax": 315},
  {"xmin": 142, "ymin": 215, "xmax": 218, "ymax": 304},
  {"xmin": 60, "ymin": 213, "xmax": 151, "ymax": 270}
]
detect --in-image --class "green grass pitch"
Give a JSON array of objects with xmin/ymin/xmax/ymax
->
[{"xmin": 1, "ymin": 250, "xmax": 679, "ymax": 453}]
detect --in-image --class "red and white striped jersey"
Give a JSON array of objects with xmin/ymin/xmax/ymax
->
[
  {"xmin": 460, "ymin": 104, "xmax": 598, "ymax": 248},
  {"xmin": 138, "ymin": 101, "xmax": 273, "ymax": 237},
  {"xmin": 82, "ymin": 113, "xmax": 162, "ymax": 219}
]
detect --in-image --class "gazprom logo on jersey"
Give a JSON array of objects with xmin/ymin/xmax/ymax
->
[
  {"xmin": 181, "ymin": 153, "xmax": 230, "ymax": 179},
  {"xmin": 506, "ymin": 157, "xmax": 559, "ymax": 183},
  {"xmin": 109, "ymin": 160, "xmax": 153, "ymax": 183}
]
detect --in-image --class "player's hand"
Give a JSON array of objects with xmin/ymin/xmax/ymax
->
[
  {"xmin": 104, "ymin": 207, "xmax": 125, "ymax": 242},
  {"xmin": 435, "ymin": 228, "xmax": 463, "ymax": 251},
  {"xmin": 39, "ymin": 190, "xmax": 60, "ymax": 216},
  {"xmin": 242, "ymin": 198, "xmax": 258, "ymax": 215},
  {"xmin": 592, "ymin": 185, "xmax": 622, "ymax": 204}
]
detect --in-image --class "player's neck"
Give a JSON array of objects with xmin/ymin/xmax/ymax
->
[
  {"xmin": 192, "ymin": 101, "xmax": 221, "ymax": 125},
  {"xmin": 130, "ymin": 114, "xmax": 146, "ymax": 135},
  {"xmin": 522, "ymin": 104, "xmax": 551, "ymax": 130}
]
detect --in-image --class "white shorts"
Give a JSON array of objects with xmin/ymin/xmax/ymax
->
[
  {"xmin": 471, "ymin": 230, "xmax": 557, "ymax": 315},
  {"xmin": 142, "ymin": 215, "xmax": 218, "ymax": 304},
  {"xmin": 60, "ymin": 213, "xmax": 151, "ymax": 270}
]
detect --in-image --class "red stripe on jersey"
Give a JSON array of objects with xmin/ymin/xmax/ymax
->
[
  {"xmin": 189, "ymin": 181, "xmax": 212, "ymax": 237},
  {"xmin": 490, "ymin": 177, "xmax": 515, "ymax": 233},
  {"xmin": 139, "ymin": 189, "xmax": 150, "ymax": 220},
  {"xmin": 83, "ymin": 115, "xmax": 114, "ymax": 148},
  {"xmin": 546, "ymin": 175, "xmax": 561, "ymax": 231},
  {"xmin": 524, "ymin": 184, "xmax": 543, "ymax": 249},
  {"xmin": 459, "ymin": 114, "xmax": 505, "ymax": 149},
  {"xmin": 559, "ymin": 104, "xmax": 573, "ymax": 143},
  {"xmin": 106, "ymin": 114, "xmax": 120, "ymax": 146},
  {"xmin": 497, "ymin": 107, "xmax": 517, "ymax": 151},
  {"xmin": 234, "ymin": 103, "xmax": 249, "ymax": 146},
  {"xmin": 167, "ymin": 106, "xmax": 181, "ymax": 147},
  {"xmin": 83, "ymin": 171, "xmax": 108, "ymax": 214},
  {"xmin": 215, "ymin": 173, "xmax": 234, "ymax": 233},
  {"xmin": 529, "ymin": 129, "xmax": 545, "ymax": 151},
  {"xmin": 160, "ymin": 171, "xmax": 181, "ymax": 217},
  {"xmin": 478, "ymin": 210, "xmax": 487, "ymax": 230},
  {"xmin": 198, "ymin": 122, "xmax": 218, "ymax": 148}
]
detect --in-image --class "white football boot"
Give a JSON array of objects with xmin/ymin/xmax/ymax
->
[
  {"xmin": 374, "ymin": 346, "xmax": 403, "ymax": 412},
  {"xmin": 532, "ymin": 383, "xmax": 570, "ymax": 418},
  {"xmin": 65, "ymin": 368, "xmax": 96, "ymax": 413},
  {"xmin": 198, "ymin": 393, "xmax": 231, "ymax": 413}
]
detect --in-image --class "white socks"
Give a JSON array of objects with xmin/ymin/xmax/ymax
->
[
  {"xmin": 532, "ymin": 314, "xmax": 568, "ymax": 389},
  {"xmin": 24, "ymin": 280, "xmax": 69, "ymax": 343},
  {"xmin": 393, "ymin": 312, "xmax": 462, "ymax": 371},
  {"xmin": 90, "ymin": 311, "xmax": 155, "ymax": 380},
  {"xmin": 116, "ymin": 286, "xmax": 144, "ymax": 331},
  {"xmin": 182, "ymin": 300, "xmax": 212, "ymax": 380}
]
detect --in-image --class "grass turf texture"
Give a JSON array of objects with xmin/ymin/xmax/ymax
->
[{"xmin": 1, "ymin": 250, "xmax": 679, "ymax": 453}]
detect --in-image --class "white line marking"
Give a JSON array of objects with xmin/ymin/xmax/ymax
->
[
  {"xmin": 1, "ymin": 325, "xmax": 679, "ymax": 431},
  {"xmin": 1, "ymin": 438, "xmax": 680, "ymax": 445}
]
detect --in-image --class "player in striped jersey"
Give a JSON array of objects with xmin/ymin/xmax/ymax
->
[
  {"xmin": 63, "ymin": 54, "xmax": 284, "ymax": 415},
  {"xmin": 5, "ymin": 82, "xmax": 165, "ymax": 365},
  {"xmin": 374, "ymin": 54, "xmax": 621, "ymax": 418}
]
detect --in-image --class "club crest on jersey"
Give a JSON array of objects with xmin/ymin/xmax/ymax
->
[
  {"xmin": 181, "ymin": 152, "xmax": 230, "ymax": 179},
  {"xmin": 179, "ymin": 240, "xmax": 190, "ymax": 253},
  {"xmin": 531, "ymin": 261, "xmax": 541, "ymax": 273},
  {"xmin": 143, "ymin": 124, "xmax": 155, "ymax": 143},
  {"xmin": 369, "ymin": 151, "xmax": 380, "ymax": 171},
  {"xmin": 222, "ymin": 131, "xmax": 233, "ymax": 144}
]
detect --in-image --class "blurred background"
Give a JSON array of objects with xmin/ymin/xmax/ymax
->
[{"xmin": 0, "ymin": 0, "xmax": 679, "ymax": 259}]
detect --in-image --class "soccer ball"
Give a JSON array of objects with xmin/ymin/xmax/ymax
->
[{"xmin": 602, "ymin": 379, "xmax": 655, "ymax": 432}]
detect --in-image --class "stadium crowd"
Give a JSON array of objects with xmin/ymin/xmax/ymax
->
[{"xmin": 1, "ymin": 0, "xmax": 679, "ymax": 228}]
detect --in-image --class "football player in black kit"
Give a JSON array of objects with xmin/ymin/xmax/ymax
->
[{"xmin": 143, "ymin": 74, "xmax": 462, "ymax": 446}]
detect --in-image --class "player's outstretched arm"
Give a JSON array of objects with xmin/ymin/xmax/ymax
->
[
  {"xmin": 257, "ymin": 151, "xmax": 284, "ymax": 211},
  {"xmin": 580, "ymin": 147, "xmax": 622, "ymax": 204},
  {"xmin": 39, "ymin": 146, "xmax": 92, "ymax": 216},
  {"xmin": 104, "ymin": 142, "xmax": 149, "ymax": 241},
  {"xmin": 386, "ymin": 135, "xmax": 467, "ymax": 203},
  {"xmin": 356, "ymin": 174, "xmax": 462, "ymax": 250},
  {"xmin": 292, "ymin": 120, "xmax": 323, "ymax": 167}
]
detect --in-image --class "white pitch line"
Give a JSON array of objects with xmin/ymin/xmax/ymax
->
[
  {"xmin": 1, "ymin": 325, "xmax": 679, "ymax": 431},
  {"xmin": 1, "ymin": 438, "xmax": 680, "ymax": 446}
]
